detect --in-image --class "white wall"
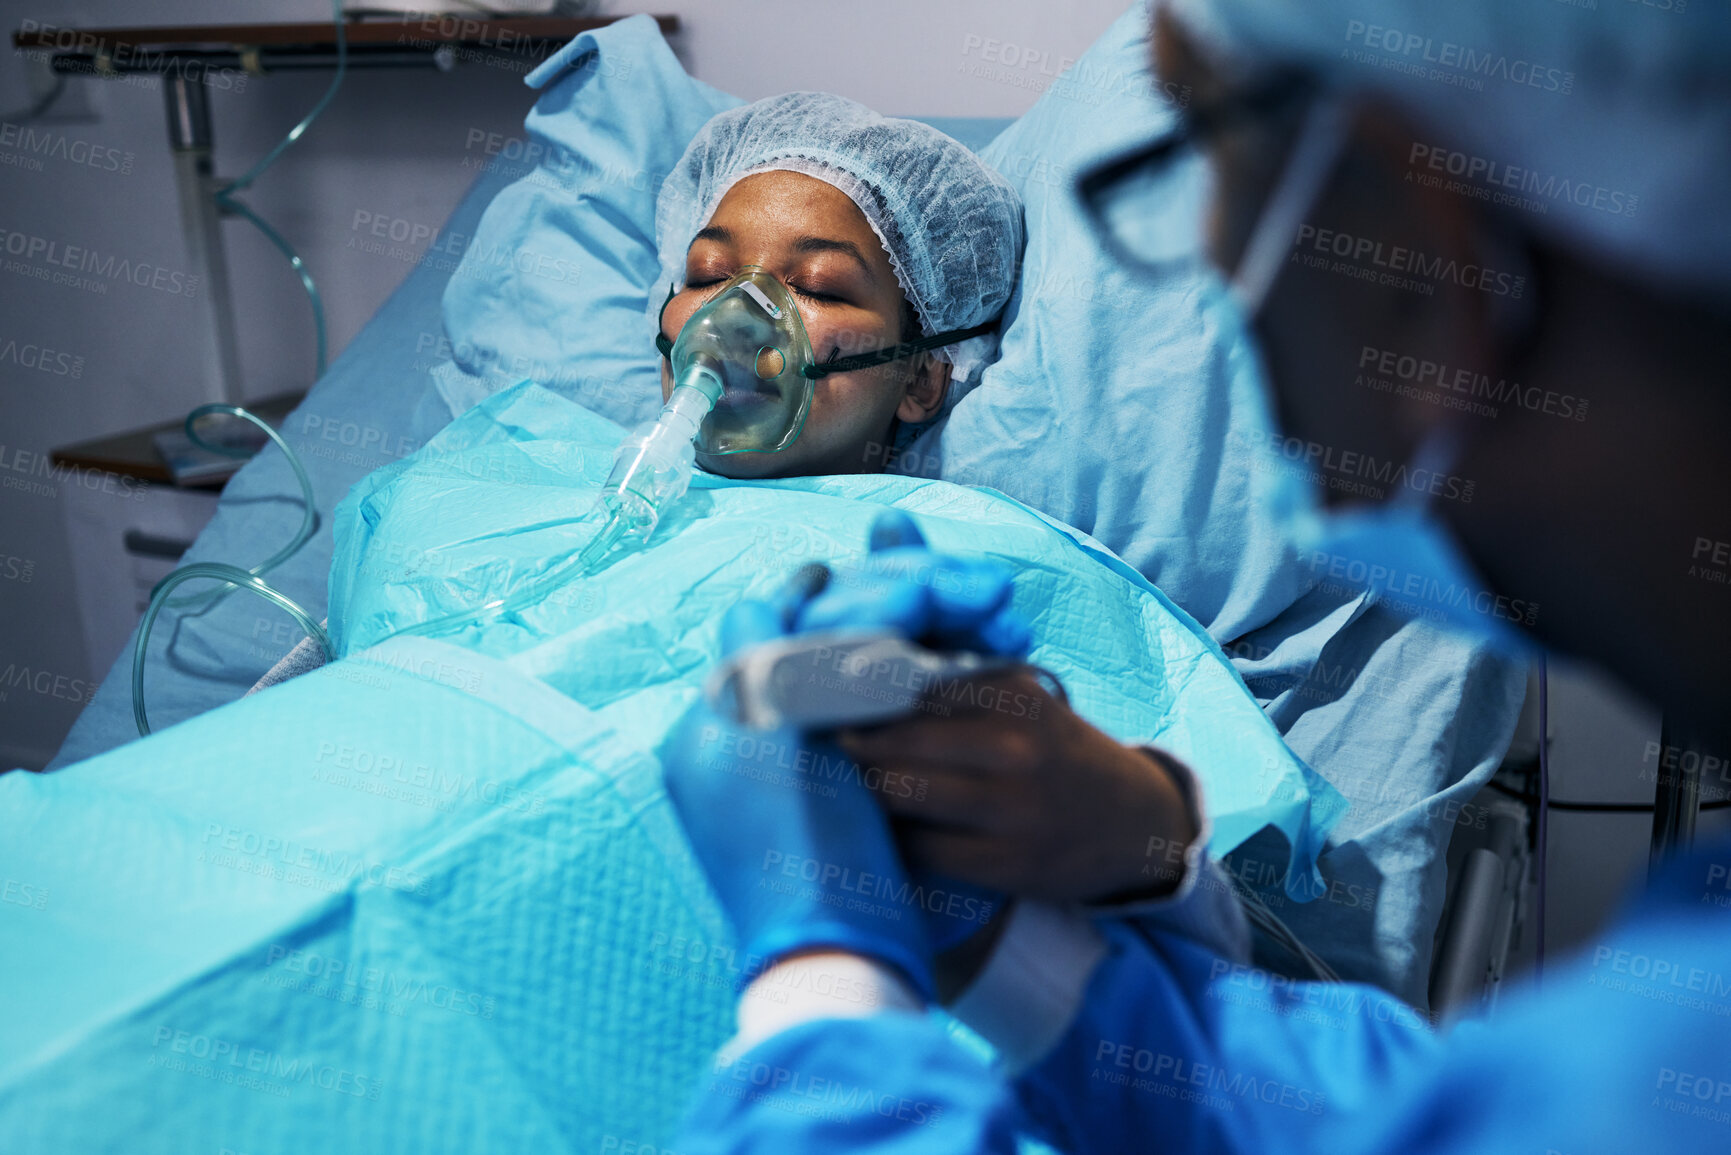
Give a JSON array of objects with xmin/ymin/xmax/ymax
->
[
  {"xmin": 623, "ymin": 0, "xmax": 1135, "ymax": 116},
  {"xmin": 0, "ymin": 0, "xmax": 1133, "ymax": 768}
]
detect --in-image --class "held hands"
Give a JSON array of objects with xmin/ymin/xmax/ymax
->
[
  {"xmin": 662, "ymin": 509, "xmax": 1201, "ymax": 1009},
  {"xmin": 797, "ymin": 511, "xmax": 1200, "ymax": 906}
]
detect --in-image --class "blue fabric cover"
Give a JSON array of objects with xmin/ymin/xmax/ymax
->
[
  {"xmin": 0, "ymin": 379, "xmax": 1341, "ymax": 1151},
  {"xmin": 328, "ymin": 380, "xmax": 1342, "ymax": 882},
  {"xmin": 3, "ymin": 638, "xmax": 735, "ymax": 1151}
]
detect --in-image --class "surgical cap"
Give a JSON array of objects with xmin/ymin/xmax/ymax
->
[
  {"xmin": 652, "ymin": 92, "xmax": 1025, "ymax": 383},
  {"xmin": 1162, "ymin": 0, "xmax": 1731, "ymax": 304}
]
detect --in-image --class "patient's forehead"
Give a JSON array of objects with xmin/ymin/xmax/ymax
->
[{"xmin": 701, "ymin": 170, "xmax": 895, "ymax": 277}]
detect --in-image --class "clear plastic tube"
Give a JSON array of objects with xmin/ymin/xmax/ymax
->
[
  {"xmin": 129, "ymin": 0, "xmax": 349, "ymax": 736},
  {"xmin": 214, "ymin": 0, "xmax": 348, "ymax": 377},
  {"xmin": 382, "ymin": 377, "xmax": 720, "ymax": 644},
  {"xmin": 166, "ymin": 404, "xmax": 319, "ymax": 609},
  {"xmin": 131, "ymin": 405, "xmax": 327, "ymax": 736},
  {"xmin": 134, "ymin": 563, "xmax": 334, "ymax": 737}
]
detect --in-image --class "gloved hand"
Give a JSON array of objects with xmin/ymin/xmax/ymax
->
[
  {"xmin": 792, "ymin": 509, "xmax": 1033, "ymax": 658},
  {"xmin": 662, "ymin": 592, "xmax": 937, "ymax": 1001},
  {"xmin": 791, "ymin": 509, "xmax": 1029, "ymax": 954}
]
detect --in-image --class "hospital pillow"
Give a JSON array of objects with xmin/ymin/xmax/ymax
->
[
  {"xmin": 434, "ymin": 15, "xmax": 740, "ymax": 427},
  {"xmin": 894, "ymin": 3, "xmax": 1304, "ymax": 642}
]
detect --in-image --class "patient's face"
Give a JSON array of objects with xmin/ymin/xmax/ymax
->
[{"xmin": 659, "ymin": 170, "xmax": 948, "ymax": 478}]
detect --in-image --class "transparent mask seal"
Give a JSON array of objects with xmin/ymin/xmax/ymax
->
[{"xmin": 660, "ymin": 267, "xmax": 817, "ymax": 456}]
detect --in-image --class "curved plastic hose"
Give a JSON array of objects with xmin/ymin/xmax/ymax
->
[
  {"xmin": 134, "ymin": 563, "xmax": 334, "ymax": 737},
  {"xmin": 213, "ymin": 0, "xmax": 348, "ymax": 378},
  {"xmin": 215, "ymin": 199, "xmax": 332, "ymax": 376},
  {"xmin": 165, "ymin": 404, "xmax": 318, "ymax": 609},
  {"xmin": 129, "ymin": 0, "xmax": 347, "ymax": 735},
  {"xmin": 132, "ymin": 404, "xmax": 321, "ymax": 733}
]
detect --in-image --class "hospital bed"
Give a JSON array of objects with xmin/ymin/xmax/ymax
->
[{"xmin": 46, "ymin": 9, "xmax": 1522, "ymax": 1015}]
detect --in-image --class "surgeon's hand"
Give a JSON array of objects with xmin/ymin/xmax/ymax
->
[
  {"xmin": 801, "ymin": 510, "xmax": 1200, "ymax": 906},
  {"xmin": 791, "ymin": 510, "xmax": 1033, "ymax": 657},
  {"xmin": 661, "ymin": 595, "xmax": 939, "ymax": 1001}
]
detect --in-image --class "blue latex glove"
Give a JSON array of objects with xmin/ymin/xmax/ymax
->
[
  {"xmin": 792, "ymin": 510, "xmax": 1027, "ymax": 953},
  {"xmin": 793, "ymin": 509, "xmax": 1033, "ymax": 658},
  {"xmin": 663, "ymin": 594, "xmax": 937, "ymax": 1001}
]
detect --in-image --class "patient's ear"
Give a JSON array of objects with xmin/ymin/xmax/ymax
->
[{"xmin": 896, "ymin": 354, "xmax": 951, "ymax": 424}]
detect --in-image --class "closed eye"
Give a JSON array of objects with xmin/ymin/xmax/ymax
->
[{"xmin": 791, "ymin": 284, "xmax": 846, "ymax": 304}]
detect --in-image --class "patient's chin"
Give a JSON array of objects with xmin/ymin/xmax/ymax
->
[{"xmin": 695, "ymin": 448, "xmax": 798, "ymax": 480}]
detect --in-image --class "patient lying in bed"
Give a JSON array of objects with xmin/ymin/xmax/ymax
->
[{"xmin": 338, "ymin": 89, "xmax": 1342, "ymax": 913}]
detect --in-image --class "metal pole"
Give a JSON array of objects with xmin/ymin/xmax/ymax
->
[{"xmin": 163, "ymin": 74, "xmax": 244, "ymax": 405}]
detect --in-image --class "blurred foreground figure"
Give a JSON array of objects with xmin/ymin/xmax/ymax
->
[{"xmin": 1129, "ymin": 0, "xmax": 1731, "ymax": 729}]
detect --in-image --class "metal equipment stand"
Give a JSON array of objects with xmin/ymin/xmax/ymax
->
[{"xmin": 164, "ymin": 75, "xmax": 244, "ymax": 404}]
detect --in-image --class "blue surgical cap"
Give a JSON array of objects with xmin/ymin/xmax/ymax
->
[
  {"xmin": 1162, "ymin": 0, "xmax": 1731, "ymax": 304},
  {"xmin": 652, "ymin": 92, "xmax": 1026, "ymax": 382}
]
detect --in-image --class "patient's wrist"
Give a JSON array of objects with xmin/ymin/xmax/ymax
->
[{"xmin": 1089, "ymin": 745, "xmax": 1207, "ymax": 905}]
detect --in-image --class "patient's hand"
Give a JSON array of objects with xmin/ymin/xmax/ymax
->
[{"xmin": 836, "ymin": 669, "xmax": 1199, "ymax": 905}]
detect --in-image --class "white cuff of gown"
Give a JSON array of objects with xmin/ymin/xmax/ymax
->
[
  {"xmin": 718, "ymin": 953, "xmax": 924, "ymax": 1064},
  {"xmin": 948, "ymin": 900, "xmax": 1110, "ymax": 1076},
  {"xmin": 945, "ymin": 749, "xmax": 1251, "ymax": 1075}
]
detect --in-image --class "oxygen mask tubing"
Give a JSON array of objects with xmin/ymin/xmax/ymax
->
[
  {"xmin": 390, "ymin": 265, "xmax": 999, "ymax": 644},
  {"xmin": 388, "ymin": 267, "xmax": 818, "ymax": 642}
]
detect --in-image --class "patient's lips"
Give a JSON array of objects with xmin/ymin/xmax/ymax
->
[{"xmin": 714, "ymin": 385, "xmax": 781, "ymax": 414}]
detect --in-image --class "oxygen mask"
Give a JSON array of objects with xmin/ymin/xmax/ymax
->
[{"xmin": 662, "ymin": 267, "xmax": 817, "ymax": 456}]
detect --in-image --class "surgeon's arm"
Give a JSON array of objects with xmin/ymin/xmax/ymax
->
[
  {"xmin": 675, "ymin": 951, "xmax": 1029, "ymax": 1155},
  {"xmin": 675, "ymin": 909, "xmax": 1434, "ymax": 1155},
  {"xmin": 949, "ymin": 908, "xmax": 1441, "ymax": 1154}
]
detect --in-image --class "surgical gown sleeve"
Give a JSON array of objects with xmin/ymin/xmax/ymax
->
[
  {"xmin": 1010, "ymin": 840, "xmax": 1731, "ymax": 1155},
  {"xmin": 675, "ymin": 1013, "xmax": 1027, "ymax": 1155},
  {"xmin": 679, "ymin": 841, "xmax": 1731, "ymax": 1154}
]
